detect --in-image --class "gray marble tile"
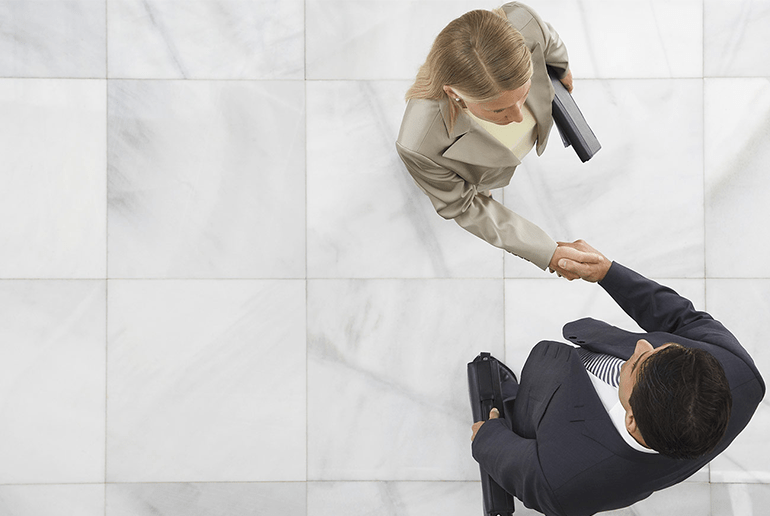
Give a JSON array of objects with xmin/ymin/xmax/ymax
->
[
  {"xmin": 306, "ymin": 0, "xmax": 482, "ymax": 80},
  {"xmin": 712, "ymin": 483, "xmax": 770, "ymax": 516},
  {"xmin": 0, "ymin": 485, "xmax": 104, "ymax": 516},
  {"xmin": 0, "ymin": 1, "xmax": 106, "ymax": 78},
  {"xmin": 106, "ymin": 482, "xmax": 305, "ymax": 516},
  {"xmin": 510, "ymin": 484, "xmax": 710, "ymax": 515},
  {"xmin": 504, "ymin": 79, "xmax": 704, "ymax": 278},
  {"xmin": 535, "ymin": 0, "xmax": 703, "ymax": 79},
  {"xmin": 595, "ymin": 482, "xmax": 710, "ymax": 516},
  {"xmin": 705, "ymin": 78, "xmax": 770, "ymax": 278},
  {"xmin": 307, "ymin": 279, "xmax": 504, "ymax": 480},
  {"xmin": 306, "ymin": 0, "xmax": 702, "ymax": 81},
  {"xmin": 106, "ymin": 280, "xmax": 306, "ymax": 482},
  {"xmin": 705, "ymin": 0, "xmax": 770, "ymax": 77},
  {"xmin": 108, "ymin": 80, "xmax": 305, "ymax": 279},
  {"xmin": 108, "ymin": 0, "xmax": 304, "ymax": 79},
  {"xmin": 308, "ymin": 481, "xmax": 482, "ymax": 515},
  {"xmin": 307, "ymin": 80, "xmax": 503, "ymax": 278},
  {"xmin": 0, "ymin": 280, "xmax": 105, "ymax": 484},
  {"xmin": 706, "ymin": 279, "xmax": 770, "ymax": 483},
  {"xmin": 0, "ymin": 79, "xmax": 106, "ymax": 279}
]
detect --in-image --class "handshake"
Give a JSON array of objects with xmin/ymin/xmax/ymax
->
[{"xmin": 547, "ymin": 239, "xmax": 612, "ymax": 282}]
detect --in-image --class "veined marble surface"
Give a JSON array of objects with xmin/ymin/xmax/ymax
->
[
  {"xmin": 1, "ymin": 0, "xmax": 769, "ymax": 514},
  {"xmin": 0, "ymin": 1, "xmax": 106, "ymax": 78},
  {"xmin": 108, "ymin": 0, "xmax": 304, "ymax": 79}
]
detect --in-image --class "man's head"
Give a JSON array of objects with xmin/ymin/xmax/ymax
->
[{"xmin": 618, "ymin": 339, "xmax": 732, "ymax": 460}]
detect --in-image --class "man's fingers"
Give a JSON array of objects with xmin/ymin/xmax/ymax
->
[
  {"xmin": 558, "ymin": 258, "xmax": 587, "ymax": 275},
  {"xmin": 490, "ymin": 408, "xmax": 500, "ymax": 419}
]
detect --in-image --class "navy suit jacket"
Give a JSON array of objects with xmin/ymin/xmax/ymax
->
[{"xmin": 472, "ymin": 262, "xmax": 765, "ymax": 516}]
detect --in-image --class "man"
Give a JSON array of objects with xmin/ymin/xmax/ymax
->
[{"xmin": 471, "ymin": 240, "xmax": 765, "ymax": 516}]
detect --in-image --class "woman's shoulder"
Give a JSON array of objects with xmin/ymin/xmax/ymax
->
[
  {"xmin": 500, "ymin": 2, "xmax": 550, "ymax": 45},
  {"xmin": 397, "ymin": 98, "xmax": 450, "ymax": 153}
]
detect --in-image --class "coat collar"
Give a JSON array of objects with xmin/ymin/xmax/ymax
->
[{"xmin": 438, "ymin": 98, "xmax": 522, "ymax": 168}]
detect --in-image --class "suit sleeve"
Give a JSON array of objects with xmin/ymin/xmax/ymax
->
[
  {"xmin": 472, "ymin": 418, "xmax": 566, "ymax": 516},
  {"xmin": 599, "ymin": 262, "xmax": 764, "ymax": 389},
  {"xmin": 396, "ymin": 142, "xmax": 557, "ymax": 270}
]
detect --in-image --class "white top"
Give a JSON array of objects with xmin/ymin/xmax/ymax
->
[
  {"xmin": 585, "ymin": 369, "xmax": 659, "ymax": 454},
  {"xmin": 466, "ymin": 103, "xmax": 538, "ymax": 160}
]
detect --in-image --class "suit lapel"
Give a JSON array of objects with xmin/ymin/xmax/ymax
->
[{"xmin": 563, "ymin": 317, "xmax": 641, "ymax": 360}]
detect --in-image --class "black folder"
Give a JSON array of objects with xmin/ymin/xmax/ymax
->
[
  {"xmin": 548, "ymin": 66, "xmax": 601, "ymax": 162},
  {"xmin": 468, "ymin": 352, "xmax": 515, "ymax": 516}
]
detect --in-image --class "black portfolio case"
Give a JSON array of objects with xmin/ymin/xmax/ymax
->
[
  {"xmin": 549, "ymin": 66, "xmax": 601, "ymax": 162},
  {"xmin": 468, "ymin": 352, "xmax": 515, "ymax": 516}
]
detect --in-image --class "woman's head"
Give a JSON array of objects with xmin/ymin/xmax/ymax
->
[{"xmin": 406, "ymin": 8, "xmax": 533, "ymax": 128}]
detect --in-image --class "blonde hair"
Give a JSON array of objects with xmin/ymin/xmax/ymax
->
[{"xmin": 406, "ymin": 8, "xmax": 533, "ymax": 131}]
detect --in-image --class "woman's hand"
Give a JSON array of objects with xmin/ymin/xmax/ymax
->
[{"xmin": 560, "ymin": 69, "xmax": 574, "ymax": 93}]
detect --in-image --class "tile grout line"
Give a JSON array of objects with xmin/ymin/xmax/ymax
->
[
  {"xmin": 304, "ymin": 0, "xmax": 310, "ymax": 506},
  {"xmin": 701, "ymin": 5, "xmax": 714, "ymax": 508},
  {"xmin": 104, "ymin": 0, "xmax": 110, "ymax": 513}
]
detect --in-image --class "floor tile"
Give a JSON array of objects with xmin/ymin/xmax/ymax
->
[
  {"xmin": 0, "ymin": 485, "xmax": 104, "ymax": 516},
  {"xmin": 108, "ymin": 0, "xmax": 304, "ymax": 79},
  {"xmin": 705, "ymin": 78, "xmax": 770, "ymax": 278},
  {"xmin": 107, "ymin": 280, "xmax": 306, "ymax": 482},
  {"xmin": 0, "ymin": 1, "xmax": 105, "ymax": 78},
  {"xmin": 0, "ymin": 280, "xmax": 105, "ymax": 484},
  {"xmin": 712, "ymin": 483, "xmax": 770, "ymax": 516},
  {"xmin": 705, "ymin": 0, "xmax": 770, "ymax": 77},
  {"xmin": 306, "ymin": 0, "xmax": 481, "ymax": 80},
  {"xmin": 0, "ymin": 79, "xmax": 106, "ymax": 278},
  {"xmin": 308, "ymin": 481, "xmax": 481, "ymax": 515},
  {"xmin": 307, "ymin": 279, "xmax": 503, "ymax": 480},
  {"xmin": 108, "ymin": 80, "xmax": 305, "ymax": 278},
  {"xmin": 107, "ymin": 482, "xmax": 305, "ymax": 516}
]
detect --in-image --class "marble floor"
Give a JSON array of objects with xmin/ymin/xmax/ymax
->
[{"xmin": 1, "ymin": 0, "xmax": 769, "ymax": 515}]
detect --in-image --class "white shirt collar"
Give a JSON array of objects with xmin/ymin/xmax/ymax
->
[{"xmin": 585, "ymin": 370, "xmax": 658, "ymax": 454}]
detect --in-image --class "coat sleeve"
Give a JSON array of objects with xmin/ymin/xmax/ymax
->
[
  {"xmin": 598, "ymin": 262, "xmax": 765, "ymax": 391},
  {"xmin": 396, "ymin": 142, "xmax": 557, "ymax": 270},
  {"xmin": 472, "ymin": 418, "xmax": 566, "ymax": 516}
]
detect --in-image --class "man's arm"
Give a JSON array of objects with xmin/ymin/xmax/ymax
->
[
  {"xmin": 472, "ymin": 418, "xmax": 566, "ymax": 516},
  {"xmin": 558, "ymin": 241, "xmax": 764, "ymax": 387}
]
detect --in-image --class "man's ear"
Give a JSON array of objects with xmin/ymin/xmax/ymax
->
[{"xmin": 625, "ymin": 410, "xmax": 637, "ymax": 435}]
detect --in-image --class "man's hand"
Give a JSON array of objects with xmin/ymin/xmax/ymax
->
[
  {"xmin": 549, "ymin": 243, "xmax": 603, "ymax": 280},
  {"xmin": 471, "ymin": 408, "xmax": 499, "ymax": 442},
  {"xmin": 560, "ymin": 69, "xmax": 574, "ymax": 93},
  {"xmin": 555, "ymin": 240, "xmax": 611, "ymax": 282}
]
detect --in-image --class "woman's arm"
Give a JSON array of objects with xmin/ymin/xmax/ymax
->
[{"xmin": 396, "ymin": 142, "xmax": 558, "ymax": 270}]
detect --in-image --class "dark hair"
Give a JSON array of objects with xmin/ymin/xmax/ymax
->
[{"xmin": 629, "ymin": 344, "xmax": 732, "ymax": 460}]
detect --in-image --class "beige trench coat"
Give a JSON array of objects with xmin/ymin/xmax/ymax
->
[{"xmin": 396, "ymin": 2, "xmax": 570, "ymax": 270}]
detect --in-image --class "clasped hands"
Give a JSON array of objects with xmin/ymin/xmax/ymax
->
[{"xmin": 547, "ymin": 239, "xmax": 611, "ymax": 282}]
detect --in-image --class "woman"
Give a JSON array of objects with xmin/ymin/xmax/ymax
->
[{"xmin": 396, "ymin": 2, "xmax": 580, "ymax": 276}]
